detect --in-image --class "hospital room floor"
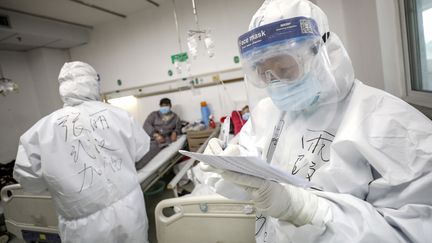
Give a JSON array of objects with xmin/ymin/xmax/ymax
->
[
  {"xmin": 145, "ymin": 170, "xmax": 190, "ymax": 243},
  {"xmin": 145, "ymin": 186, "xmax": 174, "ymax": 243},
  {"xmin": 7, "ymin": 235, "xmax": 24, "ymax": 242}
]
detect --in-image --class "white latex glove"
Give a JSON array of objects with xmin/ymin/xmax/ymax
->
[
  {"xmin": 221, "ymin": 171, "xmax": 332, "ymax": 226},
  {"xmin": 200, "ymin": 138, "xmax": 240, "ymax": 173},
  {"xmin": 203, "ymin": 138, "xmax": 224, "ymax": 155}
]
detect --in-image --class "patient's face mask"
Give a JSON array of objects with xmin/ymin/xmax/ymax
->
[
  {"xmin": 242, "ymin": 112, "xmax": 250, "ymax": 121},
  {"xmin": 159, "ymin": 106, "xmax": 171, "ymax": 114}
]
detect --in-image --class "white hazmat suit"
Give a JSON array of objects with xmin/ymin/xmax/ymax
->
[
  {"xmin": 14, "ymin": 61, "xmax": 150, "ymax": 243},
  {"xmin": 202, "ymin": 0, "xmax": 432, "ymax": 242}
]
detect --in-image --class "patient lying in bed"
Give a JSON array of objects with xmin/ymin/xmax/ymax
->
[{"xmin": 136, "ymin": 98, "xmax": 182, "ymax": 170}]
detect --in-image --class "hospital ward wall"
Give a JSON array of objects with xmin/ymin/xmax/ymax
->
[
  {"xmin": 69, "ymin": 0, "xmax": 262, "ymax": 122},
  {"xmin": 317, "ymin": 0, "xmax": 405, "ymax": 98},
  {"xmin": 69, "ymin": 0, "xmax": 263, "ymax": 94},
  {"xmin": 135, "ymin": 81, "xmax": 248, "ymax": 124},
  {"xmin": 107, "ymin": 80, "xmax": 248, "ymax": 124},
  {"xmin": 0, "ymin": 48, "xmax": 69, "ymax": 164},
  {"xmin": 0, "ymin": 51, "xmax": 41, "ymax": 163},
  {"xmin": 27, "ymin": 48, "xmax": 69, "ymax": 116},
  {"xmin": 69, "ymin": 0, "xmax": 406, "ymax": 118},
  {"xmin": 67, "ymin": 0, "xmax": 350, "ymax": 122}
]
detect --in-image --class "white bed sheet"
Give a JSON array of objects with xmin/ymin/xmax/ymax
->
[{"xmin": 137, "ymin": 135, "xmax": 187, "ymax": 183}]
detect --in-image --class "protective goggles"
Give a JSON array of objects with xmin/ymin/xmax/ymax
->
[{"xmin": 238, "ymin": 17, "xmax": 321, "ymax": 88}]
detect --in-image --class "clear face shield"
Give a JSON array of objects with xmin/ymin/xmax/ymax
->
[
  {"xmin": 238, "ymin": 17, "xmax": 340, "ymax": 137},
  {"xmin": 239, "ymin": 17, "xmax": 322, "ymax": 87},
  {"xmin": 239, "ymin": 17, "xmax": 325, "ymax": 115},
  {"xmin": 242, "ymin": 38, "xmax": 321, "ymax": 88}
]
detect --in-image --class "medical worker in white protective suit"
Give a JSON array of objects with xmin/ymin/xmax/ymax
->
[
  {"xmin": 13, "ymin": 61, "xmax": 151, "ymax": 243},
  {"xmin": 201, "ymin": 0, "xmax": 432, "ymax": 242}
]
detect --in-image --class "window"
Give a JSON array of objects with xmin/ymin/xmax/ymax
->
[{"xmin": 403, "ymin": 0, "xmax": 432, "ymax": 93}]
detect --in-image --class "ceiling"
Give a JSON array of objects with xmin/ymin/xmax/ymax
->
[
  {"xmin": 0, "ymin": 0, "xmax": 162, "ymax": 27},
  {"xmin": 0, "ymin": 0, "xmax": 163, "ymax": 51},
  {"xmin": 0, "ymin": 32, "xmax": 84, "ymax": 51}
]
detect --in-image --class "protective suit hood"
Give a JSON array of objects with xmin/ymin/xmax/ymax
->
[
  {"xmin": 245, "ymin": 0, "xmax": 354, "ymax": 111},
  {"xmin": 58, "ymin": 61, "xmax": 100, "ymax": 106},
  {"xmin": 324, "ymin": 33, "xmax": 355, "ymax": 103}
]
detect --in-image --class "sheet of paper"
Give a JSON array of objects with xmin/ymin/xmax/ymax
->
[{"xmin": 179, "ymin": 150, "xmax": 312, "ymax": 188}]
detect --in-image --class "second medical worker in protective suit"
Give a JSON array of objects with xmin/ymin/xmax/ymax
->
[
  {"xmin": 14, "ymin": 61, "xmax": 151, "ymax": 243},
  {"xmin": 202, "ymin": 0, "xmax": 432, "ymax": 242}
]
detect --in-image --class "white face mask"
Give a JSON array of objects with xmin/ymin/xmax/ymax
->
[
  {"xmin": 242, "ymin": 112, "xmax": 251, "ymax": 121},
  {"xmin": 266, "ymin": 73, "xmax": 321, "ymax": 111},
  {"xmin": 159, "ymin": 106, "xmax": 171, "ymax": 114}
]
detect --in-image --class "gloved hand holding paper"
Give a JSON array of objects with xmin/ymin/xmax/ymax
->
[
  {"xmin": 180, "ymin": 149, "xmax": 331, "ymax": 226},
  {"xmin": 179, "ymin": 150, "xmax": 312, "ymax": 188}
]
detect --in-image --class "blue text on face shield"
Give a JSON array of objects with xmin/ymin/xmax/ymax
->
[
  {"xmin": 159, "ymin": 106, "xmax": 171, "ymax": 114},
  {"xmin": 238, "ymin": 17, "xmax": 320, "ymax": 56},
  {"xmin": 266, "ymin": 75, "xmax": 320, "ymax": 111}
]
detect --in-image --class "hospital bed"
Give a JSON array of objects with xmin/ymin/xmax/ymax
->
[
  {"xmin": 167, "ymin": 127, "xmax": 220, "ymax": 196},
  {"xmin": 0, "ymin": 135, "xmax": 188, "ymax": 242},
  {"xmin": 155, "ymin": 127, "xmax": 257, "ymax": 243},
  {"xmin": 1, "ymin": 184, "xmax": 59, "ymax": 242},
  {"xmin": 138, "ymin": 135, "xmax": 187, "ymax": 192},
  {"xmin": 155, "ymin": 195, "xmax": 256, "ymax": 243}
]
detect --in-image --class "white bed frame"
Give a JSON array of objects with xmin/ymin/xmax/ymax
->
[
  {"xmin": 137, "ymin": 135, "xmax": 187, "ymax": 192},
  {"xmin": 155, "ymin": 195, "xmax": 256, "ymax": 243},
  {"xmin": 0, "ymin": 184, "xmax": 59, "ymax": 242}
]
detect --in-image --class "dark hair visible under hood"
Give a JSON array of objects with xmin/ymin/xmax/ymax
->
[{"xmin": 160, "ymin": 98, "xmax": 172, "ymax": 106}]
